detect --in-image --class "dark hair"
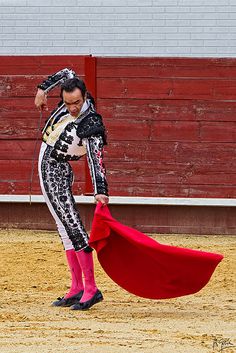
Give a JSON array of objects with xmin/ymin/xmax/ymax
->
[
  {"xmin": 60, "ymin": 77, "xmax": 87, "ymax": 99},
  {"xmin": 60, "ymin": 76, "xmax": 96, "ymax": 108}
]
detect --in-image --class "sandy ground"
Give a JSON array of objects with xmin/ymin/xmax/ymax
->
[{"xmin": 0, "ymin": 229, "xmax": 235, "ymax": 353}]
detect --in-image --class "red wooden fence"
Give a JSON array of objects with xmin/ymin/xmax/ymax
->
[
  {"xmin": 0, "ymin": 56, "xmax": 89, "ymax": 195},
  {"xmin": 0, "ymin": 56, "xmax": 236, "ymax": 198},
  {"xmin": 97, "ymin": 57, "xmax": 236, "ymax": 198}
]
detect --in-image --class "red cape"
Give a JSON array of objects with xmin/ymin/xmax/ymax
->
[{"xmin": 89, "ymin": 204, "xmax": 223, "ymax": 299}]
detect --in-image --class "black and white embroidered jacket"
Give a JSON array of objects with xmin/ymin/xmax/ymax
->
[{"xmin": 38, "ymin": 68, "xmax": 108, "ymax": 196}]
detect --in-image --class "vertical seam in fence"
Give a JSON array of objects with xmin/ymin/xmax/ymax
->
[{"xmin": 84, "ymin": 55, "xmax": 97, "ymax": 195}]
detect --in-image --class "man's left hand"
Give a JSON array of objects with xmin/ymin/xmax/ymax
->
[{"xmin": 95, "ymin": 194, "xmax": 109, "ymax": 206}]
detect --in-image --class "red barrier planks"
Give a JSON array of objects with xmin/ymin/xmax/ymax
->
[
  {"xmin": 1, "ymin": 56, "xmax": 236, "ymax": 198},
  {"xmin": 97, "ymin": 77, "xmax": 236, "ymax": 100},
  {"xmin": 0, "ymin": 55, "xmax": 86, "ymax": 75},
  {"xmin": 98, "ymin": 98, "xmax": 236, "ymax": 122}
]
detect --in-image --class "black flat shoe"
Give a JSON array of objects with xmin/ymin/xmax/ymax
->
[
  {"xmin": 51, "ymin": 290, "xmax": 84, "ymax": 307},
  {"xmin": 70, "ymin": 290, "xmax": 103, "ymax": 311}
]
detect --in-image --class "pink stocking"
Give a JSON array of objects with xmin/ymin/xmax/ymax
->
[
  {"xmin": 64, "ymin": 249, "xmax": 84, "ymax": 299},
  {"xmin": 76, "ymin": 250, "xmax": 98, "ymax": 303}
]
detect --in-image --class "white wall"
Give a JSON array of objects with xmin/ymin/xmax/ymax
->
[{"xmin": 0, "ymin": 0, "xmax": 236, "ymax": 57}]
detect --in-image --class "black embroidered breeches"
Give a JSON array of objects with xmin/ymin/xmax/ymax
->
[{"xmin": 38, "ymin": 143, "xmax": 89, "ymax": 251}]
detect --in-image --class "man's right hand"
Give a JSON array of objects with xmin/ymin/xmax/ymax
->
[{"xmin": 34, "ymin": 88, "xmax": 48, "ymax": 111}]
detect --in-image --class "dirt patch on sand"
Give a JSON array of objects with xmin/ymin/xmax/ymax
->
[{"xmin": 0, "ymin": 229, "xmax": 235, "ymax": 353}]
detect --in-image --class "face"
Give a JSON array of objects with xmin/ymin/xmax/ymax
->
[{"xmin": 62, "ymin": 88, "xmax": 85, "ymax": 117}]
